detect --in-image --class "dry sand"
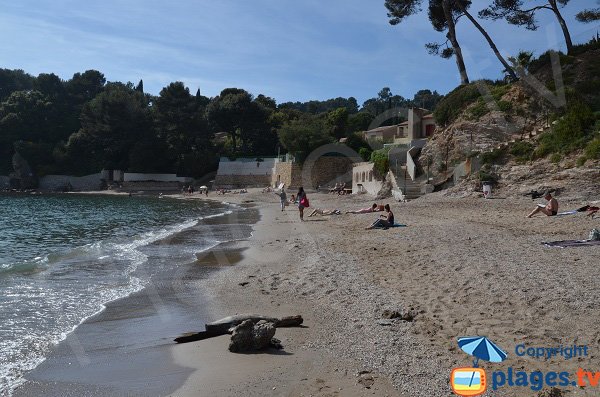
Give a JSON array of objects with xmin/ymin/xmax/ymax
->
[{"xmin": 168, "ymin": 189, "xmax": 600, "ymax": 397}]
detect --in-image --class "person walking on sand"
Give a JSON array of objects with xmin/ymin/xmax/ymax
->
[
  {"xmin": 527, "ymin": 191, "xmax": 559, "ymax": 218},
  {"xmin": 275, "ymin": 188, "xmax": 287, "ymax": 211},
  {"xmin": 366, "ymin": 204, "xmax": 394, "ymax": 229},
  {"xmin": 297, "ymin": 187, "xmax": 308, "ymax": 221}
]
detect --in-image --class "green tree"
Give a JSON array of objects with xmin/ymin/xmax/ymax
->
[
  {"xmin": 65, "ymin": 83, "xmax": 152, "ymax": 174},
  {"xmin": 207, "ymin": 88, "xmax": 276, "ymax": 156},
  {"xmin": 348, "ymin": 112, "xmax": 375, "ymax": 133},
  {"xmin": 412, "ymin": 89, "xmax": 443, "ymax": 109},
  {"xmin": 386, "ymin": 0, "xmax": 470, "ymax": 84},
  {"xmin": 480, "ymin": 0, "xmax": 575, "ymax": 54},
  {"xmin": 154, "ymin": 82, "xmax": 214, "ymax": 175},
  {"xmin": 277, "ymin": 115, "xmax": 333, "ymax": 162},
  {"xmin": 387, "ymin": 1, "xmax": 518, "ymax": 82},
  {"xmin": 326, "ymin": 107, "xmax": 349, "ymax": 139},
  {"xmin": 0, "ymin": 69, "xmax": 34, "ymax": 102},
  {"xmin": 576, "ymin": 8, "xmax": 600, "ymax": 23}
]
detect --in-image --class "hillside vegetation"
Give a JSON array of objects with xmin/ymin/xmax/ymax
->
[{"xmin": 420, "ymin": 38, "xmax": 600, "ymax": 197}]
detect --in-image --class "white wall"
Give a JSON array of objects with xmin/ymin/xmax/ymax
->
[
  {"xmin": 216, "ymin": 157, "xmax": 276, "ymax": 176},
  {"xmin": 123, "ymin": 173, "xmax": 193, "ymax": 182},
  {"xmin": 352, "ymin": 162, "xmax": 382, "ymax": 196}
]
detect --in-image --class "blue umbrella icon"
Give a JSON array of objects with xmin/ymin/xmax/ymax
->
[{"xmin": 458, "ymin": 336, "xmax": 508, "ymax": 387}]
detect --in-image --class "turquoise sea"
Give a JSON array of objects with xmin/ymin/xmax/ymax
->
[{"xmin": 0, "ymin": 194, "xmax": 246, "ymax": 396}]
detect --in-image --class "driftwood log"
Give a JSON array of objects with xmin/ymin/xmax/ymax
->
[{"xmin": 174, "ymin": 314, "xmax": 303, "ymax": 344}]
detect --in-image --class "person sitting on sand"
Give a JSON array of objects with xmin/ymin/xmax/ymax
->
[
  {"xmin": 527, "ymin": 192, "xmax": 559, "ymax": 218},
  {"xmin": 308, "ymin": 208, "xmax": 341, "ymax": 217},
  {"xmin": 366, "ymin": 204, "xmax": 394, "ymax": 229},
  {"xmin": 346, "ymin": 203, "xmax": 383, "ymax": 214}
]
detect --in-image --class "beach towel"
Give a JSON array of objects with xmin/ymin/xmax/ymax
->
[
  {"xmin": 372, "ymin": 223, "xmax": 407, "ymax": 229},
  {"xmin": 542, "ymin": 240, "xmax": 600, "ymax": 248},
  {"xmin": 556, "ymin": 210, "xmax": 578, "ymax": 216}
]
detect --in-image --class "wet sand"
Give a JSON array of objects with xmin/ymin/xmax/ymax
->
[{"xmin": 13, "ymin": 203, "xmax": 259, "ymax": 397}]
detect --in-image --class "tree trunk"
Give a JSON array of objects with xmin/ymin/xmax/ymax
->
[
  {"xmin": 548, "ymin": 0, "xmax": 573, "ymax": 54},
  {"xmin": 442, "ymin": 0, "xmax": 470, "ymax": 85},
  {"xmin": 457, "ymin": 3, "xmax": 519, "ymax": 81}
]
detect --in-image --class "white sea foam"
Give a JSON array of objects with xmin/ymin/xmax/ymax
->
[{"xmin": 0, "ymin": 206, "xmax": 236, "ymax": 396}]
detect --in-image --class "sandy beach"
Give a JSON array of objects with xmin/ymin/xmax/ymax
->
[
  {"xmin": 12, "ymin": 189, "xmax": 600, "ymax": 397},
  {"xmin": 161, "ymin": 189, "xmax": 599, "ymax": 396}
]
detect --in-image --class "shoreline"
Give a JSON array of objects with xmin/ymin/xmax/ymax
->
[
  {"xmin": 11, "ymin": 188, "xmax": 600, "ymax": 396},
  {"xmin": 12, "ymin": 200, "xmax": 259, "ymax": 397}
]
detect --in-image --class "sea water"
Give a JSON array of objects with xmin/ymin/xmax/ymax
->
[{"xmin": 0, "ymin": 193, "xmax": 245, "ymax": 395}]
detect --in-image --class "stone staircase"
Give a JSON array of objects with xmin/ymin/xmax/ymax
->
[
  {"xmin": 391, "ymin": 166, "xmax": 429, "ymax": 200},
  {"xmin": 484, "ymin": 119, "xmax": 558, "ymax": 153}
]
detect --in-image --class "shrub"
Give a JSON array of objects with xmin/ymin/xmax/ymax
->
[
  {"xmin": 550, "ymin": 153, "xmax": 562, "ymax": 163},
  {"xmin": 536, "ymin": 102, "xmax": 596, "ymax": 156},
  {"xmin": 491, "ymin": 85, "xmax": 510, "ymax": 101},
  {"xmin": 433, "ymin": 83, "xmax": 481, "ymax": 125},
  {"xmin": 509, "ymin": 141, "xmax": 534, "ymax": 161},
  {"xmin": 478, "ymin": 168, "xmax": 498, "ymax": 184},
  {"xmin": 358, "ymin": 147, "xmax": 372, "ymax": 161},
  {"xmin": 585, "ymin": 137, "xmax": 600, "ymax": 159},
  {"xmin": 468, "ymin": 99, "xmax": 490, "ymax": 120},
  {"xmin": 497, "ymin": 100, "xmax": 513, "ymax": 112},
  {"xmin": 370, "ymin": 150, "xmax": 389, "ymax": 176},
  {"xmin": 576, "ymin": 156, "xmax": 588, "ymax": 167},
  {"xmin": 480, "ymin": 147, "xmax": 507, "ymax": 165}
]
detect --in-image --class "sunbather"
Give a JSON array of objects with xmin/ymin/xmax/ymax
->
[
  {"xmin": 527, "ymin": 192, "xmax": 559, "ymax": 218},
  {"xmin": 308, "ymin": 208, "xmax": 341, "ymax": 217},
  {"xmin": 346, "ymin": 203, "xmax": 383, "ymax": 214},
  {"xmin": 366, "ymin": 204, "xmax": 394, "ymax": 229}
]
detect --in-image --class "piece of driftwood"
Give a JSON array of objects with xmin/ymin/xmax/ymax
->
[{"xmin": 174, "ymin": 314, "xmax": 303, "ymax": 344}]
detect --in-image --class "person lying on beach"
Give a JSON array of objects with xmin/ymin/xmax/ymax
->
[
  {"xmin": 308, "ymin": 208, "xmax": 341, "ymax": 217},
  {"xmin": 366, "ymin": 204, "xmax": 394, "ymax": 229},
  {"xmin": 346, "ymin": 203, "xmax": 383, "ymax": 214},
  {"xmin": 527, "ymin": 192, "xmax": 559, "ymax": 218}
]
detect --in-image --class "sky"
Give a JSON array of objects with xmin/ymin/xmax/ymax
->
[{"xmin": 0, "ymin": 1, "xmax": 598, "ymax": 105}]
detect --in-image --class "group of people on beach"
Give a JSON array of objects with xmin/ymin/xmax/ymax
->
[
  {"xmin": 274, "ymin": 186, "xmax": 396, "ymax": 228},
  {"xmin": 271, "ymin": 187, "xmax": 564, "ymax": 229}
]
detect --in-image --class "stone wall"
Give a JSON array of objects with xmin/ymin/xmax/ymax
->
[
  {"xmin": 274, "ymin": 157, "xmax": 356, "ymax": 190},
  {"xmin": 272, "ymin": 162, "xmax": 303, "ymax": 188},
  {"xmin": 38, "ymin": 173, "xmax": 104, "ymax": 191},
  {"xmin": 305, "ymin": 157, "xmax": 355, "ymax": 189}
]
